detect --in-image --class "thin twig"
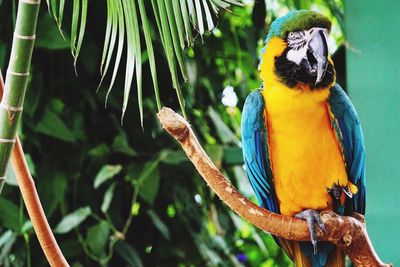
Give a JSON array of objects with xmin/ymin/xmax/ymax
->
[{"xmin": 157, "ymin": 106, "xmax": 392, "ymax": 267}]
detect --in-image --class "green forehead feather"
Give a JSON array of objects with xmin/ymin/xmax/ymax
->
[{"xmin": 266, "ymin": 10, "xmax": 331, "ymax": 42}]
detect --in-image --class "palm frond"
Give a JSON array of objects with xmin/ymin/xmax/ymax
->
[
  {"xmin": 46, "ymin": 0, "xmax": 243, "ymax": 124},
  {"xmin": 138, "ymin": 0, "xmax": 161, "ymax": 111},
  {"xmin": 68, "ymin": 0, "xmax": 88, "ymax": 75}
]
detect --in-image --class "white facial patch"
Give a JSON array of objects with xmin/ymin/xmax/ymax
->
[
  {"xmin": 286, "ymin": 27, "xmax": 328, "ymax": 65},
  {"xmin": 286, "ymin": 46, "xmax": 307, "ymax": 65}
]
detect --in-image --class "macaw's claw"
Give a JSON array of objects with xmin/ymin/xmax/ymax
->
[{"xmin": 295, "ymin": 209, "xmax": 327, "ymax": 254}]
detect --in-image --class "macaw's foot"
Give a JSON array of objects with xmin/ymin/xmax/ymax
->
[
  {"xmin": 328, "ymin": 184, "xmax": 353, "ymax": 200},
  {"xmin": 295, "ymin": 209, "xmax": 327, "ymax": 254}
]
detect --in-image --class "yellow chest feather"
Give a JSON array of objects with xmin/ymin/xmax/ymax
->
[
  {"xmin": 259, "ymin": 37, "xmax": 348, "ymax": 216},
  {"xmin": 263, "ymin": 86, "xmax": 348, "ymax": 216}
]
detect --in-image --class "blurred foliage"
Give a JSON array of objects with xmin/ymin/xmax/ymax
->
[{"xmin": 0, "ymin": 0, "xmax": 343, "ymax": 266}]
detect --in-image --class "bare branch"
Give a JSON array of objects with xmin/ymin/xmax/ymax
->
[
  {"xmin": 0, "ymin": 71, "xmax": 69, "ymax": 267},
  {"xmin": 157, "ymin": 107, "xmax": 392, "ymax": 267}
]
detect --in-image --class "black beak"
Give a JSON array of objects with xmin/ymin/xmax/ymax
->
[{"xmin": 305, "ymin": 29, "xmax": 329, "ymax": 85}]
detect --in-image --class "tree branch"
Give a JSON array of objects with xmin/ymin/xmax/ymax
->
[
  {"xmin": 157, "ymin": 107, "xmax": 392, "ymax": 267},
  {"xmin": 0, "ymin": 71, "xmax": 69, "ymax": 267}
]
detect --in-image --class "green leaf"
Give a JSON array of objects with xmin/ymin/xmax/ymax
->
[
  {"xmin": 39, "ymin": 172, "xmax": 68, "ymax": 217},
  {"xmin": 194, "ymin": 0, "xmax": 204, "ymax": 34},
  {"xmin": 147, "ymin": 210, "xmax": 170, "ymax": 240},
  {"xmin": 0, "ymin": 233, "xmax": 16, "ymax": 262},
  {"xmin": 54, "ymin": 206, "xmax": 91, "ymax": 234},
  {"xmin": 172, "ymin": 0, "xmax": 186, "ymax": 49},
  {"xmin": 132, "ymin": 0, "xmax": 143, "ymax": 126},
  {"xmin": 88, "ymin": 144, "xmax": 111, "ymax": 158},
  {"xmin": 60, "ymin": 238, "xmax": 83, "ymax": 259},
  {"xmin": 156, "ymin": 0, "xmax": 186, "ymax": 117},
  {"xmin": 58, "ymin": 0, "xmax": 66, "ymax": 33},
  {"xmin": 5, "ymin": 163, "xmax": 18, "ymax": 187},
  {"xmin": 0, "ymin": 230, "xmax": 13, "ymax": 248},
  {"xmin": 0, "ymin": 198, "xmax": 25, "ymax": 231},
  {"xmin": 44, "ymin": 0, "xmax": 51, "ymax": 13},
  {"xmin": 138, "ymin": 0, "xmax": 161, "ymax": 110},
  {"xmin": 105, "ymin": 0, "xmax": 125, "ymax": 104},
  {"xmin": 223, "ymin": 146, "xmax": 243, "ymax": 165},
  {"xmin": 208, "ymin": 106, "xmax": 240, "ymax": 145},
  {"xmin": 50, "ymin": 0, "xmax": 58, "ymax": 19},
  {"xmin": 49, "ymin": 98, "xmax": 65, "ymax": 113},
  {"xmin": 115, "ymin": 241, "xmax": 143, "ymax": 267},
  {"xmin": 99, "ymin": 0, "xmax": 113, "ymax": 75},
  {"xmin": 24, "ymin": 72, "xmax": 42, "ymax": 117},
  {"xmin": 150, "ymin": 0, "xmax": 164, "ymax": 47},
  {"xmin": 101, "ymin": 182, "xmax": 116, "ymax": 213},
  {"xmin": 165, "ymin": 0, "xmax": 187, "ymax": 80},
  {"xmin": 0, "ymin": 41, "xmax": 7, "ymax": 68},
  {"xmin": 121, "ymin": 0, "xmax": 141, "ymax": 123},
  {"xmin": 112, "ymin": 133, "xmax": 136, "ymax": 156},
  {"xmin": 73, "ymin": 0, "xmax": 88, "ymax": 70},
  {"xmin": 179, "ymin": 0, "xmax": 193, "ymax": 46},
  {"xmin": 36, "ymin": 13, "xmax": 69, "ymax": 50},
  {"xmin": 86, "ymin": 221, "xmax": 110, "ymax": 256},
  {"xmin": 24, "ymin": 154, "xmax": 36, "ymax": 176},
  {"xmin": 201, "ymin": 0, "xmax": 215, "ymax": 31},
  {"xmin": 186, "ymin": 0, "xmax": 198, "ymax": 29},
  {"xmin": 94, "ymin": 164, "xmax": 122, "ymax": 189},
  {"xmin": 21, "ymin": 221, "xmax": 33, "ymax": 234},
  {"xmin": 36, "ymin": 109, "xmax": 76, "ymax": 143},
  {"xmin": 120, "ymin": 0, "xmax": 134, "ymax": 120},
  {"xmin": 160, "ymin": 150, "xmax": 187, "ymax": 165},
  {"xmin": 137, "ymin": 161, "xmax": 160, "ymax": 205},
  {"xmin": 205, "ymin": 145, "xmax": 223, "ymax": 167},
  {"xmin": 71, "ymin": 0, "xmax": 80, "ymax": 55}
]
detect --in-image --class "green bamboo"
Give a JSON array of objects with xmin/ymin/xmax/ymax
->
[{"xmin": 0, "ymin": 0, "xmax": 40, "ymax": 193}]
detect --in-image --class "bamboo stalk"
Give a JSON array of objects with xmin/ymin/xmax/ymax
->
[
  {"xmin": 0, "ymin": 72, "xmax": 69, "ymax": 266},
  {"xmin": 0, "ymin": 0, "xmax": 40, "ymax": 192},
  {"xmin": 0, "ymin": 0, "xmax": 69, "ymax": 265}
]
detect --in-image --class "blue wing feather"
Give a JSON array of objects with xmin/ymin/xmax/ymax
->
[
  {"xmin": 328, "ymin": 83, "xmax": 366, "ymax": 214},
  {"xmin": 241, "ymin": 90, "xmax": 279, "ymax": 213}
]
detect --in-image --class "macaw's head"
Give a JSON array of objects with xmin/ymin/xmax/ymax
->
[{"xmin": 260, "ymin": 10, "xmax": 335, "ymax": 90}]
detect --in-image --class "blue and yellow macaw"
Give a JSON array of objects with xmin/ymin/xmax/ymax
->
[{"xmin": 241, "ymin": 10, "xmax": 366, "ymax": 267}]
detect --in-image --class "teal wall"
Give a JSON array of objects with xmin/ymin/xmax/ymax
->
[{"xmin": 346, "ymin": 0, "xmax": 400, "ymax": 264}]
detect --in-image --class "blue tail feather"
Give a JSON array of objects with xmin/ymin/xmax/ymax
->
[{"xmin": 299, "ymin": 241, "xmax": 334, "ymax": 267}]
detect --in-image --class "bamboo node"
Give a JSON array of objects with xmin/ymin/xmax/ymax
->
[
  {"xmin": 13, "ymin": 33, "xmax": 36, "ymax": 40},
  {"xmin": 7, "ymin": 69, "xmax": 29, "ymax": 77},
  {"xmin": 0, "ymin": 101, "xmax": 23, "ymax": 112},
  {"xmin": 0, "ymin": 138, "xmax": 16, "ymax": 143},
  {"xmin": 20, "ymin": 0, "xmax": 41, "ymax": 5}
]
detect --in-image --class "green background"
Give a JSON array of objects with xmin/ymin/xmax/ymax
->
[{"xmin": 346, "ymin": 0, "xmax": 400, "ymax": 264}]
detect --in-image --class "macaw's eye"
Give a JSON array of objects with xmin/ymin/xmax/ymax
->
[{"xmin": 288, "ymin": 32, "xmax": 295, "ymax": 38}]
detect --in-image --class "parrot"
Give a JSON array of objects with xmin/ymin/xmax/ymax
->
[{"xmin": 241, "ymin": 10, "xmax": 366, "ymax": 267}]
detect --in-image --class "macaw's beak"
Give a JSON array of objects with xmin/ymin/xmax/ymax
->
[{"xmin": 304, "ymin": 29, "xmax": 329, "ymax": 85}]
